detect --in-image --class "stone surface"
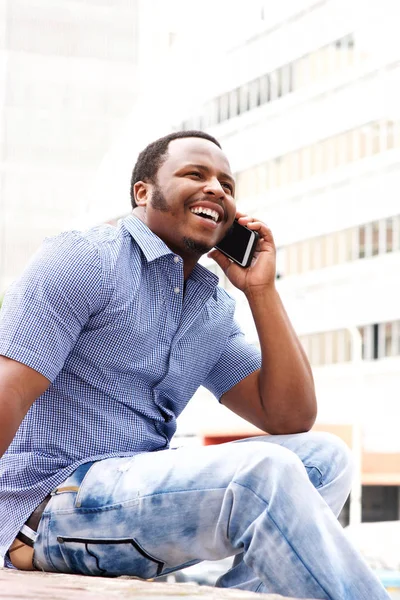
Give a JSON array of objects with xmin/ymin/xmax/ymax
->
[{"xmin": 0, "ymin": 570, "xmax": 314, "ymax": 599}]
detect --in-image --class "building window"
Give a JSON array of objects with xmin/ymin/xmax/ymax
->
[
  {"xmin": 269, "ymin": 70, "xmax": 279, "ymax": 101},
  {"xmin": 219, "ymin": 94, "xmax": 229, "ymax": 122},
  {"xmin": 358, "ymin": 225, "xmax": 366, "ymax": 259},
  {"xmin": 234, "ymin": 119, "xmax": 400, "ymax": 203},
  {"xmin": 239, "ymin": 83, "xmax": 249, "ymax": 114},
  {"xmin": 392, "ymin": 321, "xmax": 400, "ymax": 356},
  {"xmin": 277, "ymin": 213, "xmax": 400, "ymax": 277},
  {"xmin": 386, "ymin": 217, "xmax": 394, "ymax": 252},
  {"xmin": 362, "ymin": 486, "xmax": 400, "ymax": 522},
  {"xmin": 301, "ymin": 320, "xmax": 400, "ymax": 366},
  {"xmin": 196, "ymin": 33, "xmax": 356, "ymax": 129},
  {"xmin": 259, "ymin": 74, "xmax": 270, "ymax": 104},
  {"xmin": 249, "ymin": 79, "xmax": 261, "ymax": 109},
  {"xmin": 208, "ymin": 100, "xmax": 219, "ymax": 126},
  {"xmin": 371, "ymin": 221, "xmax": 380, "ymax": 256},
  {"xmin": 229, "ymin": 88, "xmax": 239, "ymax": 118},
  {"xmin": 393, "ymin": 215, "xmax": 400, "ymax": 251}
]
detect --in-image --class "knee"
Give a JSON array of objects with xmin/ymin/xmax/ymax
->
[
  {"xmin": 305, "ymin": 431, "xmax": 354, "ymax": 486},
  {"xmin": 312, "ymin": 431, "xmax": 352, "ymax": 464},
  {"xmin": 236, "ymin": 442, "xmax": 307, "ymax": 487}
]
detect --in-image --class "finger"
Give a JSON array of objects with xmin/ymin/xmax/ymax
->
[
  {"xmin": 247, "ymin": 222, "xmax": 275, "ymax": 245},
  {"xmin": 236, "ymin": 213, "xmax": 253, "ymax": 224},
  {"xmin": 234, "ymin": 214, "xmax": 275, "ymax": 247},
  {"xmin": 236, "ymin": 214, "xmax": 266, "ymax": 231}
]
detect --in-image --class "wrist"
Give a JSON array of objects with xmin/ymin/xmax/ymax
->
[{"xmin": 244, "ymin": 281, "xmax": 278, "ymax": 303}]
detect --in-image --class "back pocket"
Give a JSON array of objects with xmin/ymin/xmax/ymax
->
[{"xmin": 57, "ymin": 535, "xmax": 165, "ymax": 578}]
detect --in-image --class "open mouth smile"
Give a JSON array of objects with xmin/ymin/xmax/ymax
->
[{"xmin": 190, "ymin": 206, "xmax": 221, "ymax": 223}]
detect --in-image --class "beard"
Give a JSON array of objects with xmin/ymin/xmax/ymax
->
[
  {"xmin": 150, "ymin": 185, "xmax": 169, "ymax": 212},
  {"xmin": 182, "ymin": 237, "xmax": 213, "ymax": 256},
  {"xmin": 150, "ymin": 185, "xmax": 213, "ymax": 257}
]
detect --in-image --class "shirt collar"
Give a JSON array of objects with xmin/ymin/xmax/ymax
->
[
  {"xmin": 122, "ymin": 214, "xmax": 173, "ymax": 262},
  {"xmin": 122, "ymin": 214, "xmax": 219, "ymax": 289}
]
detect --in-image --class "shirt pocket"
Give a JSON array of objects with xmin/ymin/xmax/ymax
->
[{"xmin": 56, "ymin": 535, "xmax": 165, "ymax": 578}]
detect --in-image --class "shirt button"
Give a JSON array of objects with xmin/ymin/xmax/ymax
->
[
  {"xmin": 174, "ymin": 287, "xmax": 180, "ymax": 294},
  {"xmin": 173, "ymin": 256, "xmax": 180, "ymax": 263}
]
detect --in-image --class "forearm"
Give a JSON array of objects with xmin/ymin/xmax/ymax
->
[
  {"xmin": 0, "ymin": 356, "xmax": 50, "ymax": 458},
  {"xmin": 0, "ymin": 388, "xmax": 28, "ymax": 458},
  {"xmin": 246, "ymin": 284, "xmax": 317, "ymax": 434}
]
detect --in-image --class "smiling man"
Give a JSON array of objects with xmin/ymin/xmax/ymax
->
[
  {"xmin": 0, "ymin": 131, "xmax": 390, "ymax": 599},
  {"xmin": 131, "ymin": 134, "xmax": 236, "ymax": 277}
]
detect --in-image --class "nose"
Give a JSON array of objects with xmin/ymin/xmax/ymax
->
[{"xmin": 203, "ymin": 177, "xmax": 225, "ymax": 198}]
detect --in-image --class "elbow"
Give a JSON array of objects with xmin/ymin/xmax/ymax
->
[
  {"xmin": 264, "ymin": 395, "xmax": 317, "ymax": 436},
  {"xmin": 289, "ymin": 412, "xmax": 316, "ymax": 434},
  {"xmin": 294, "ymin": 401, "xmax": 317, "ymax": 433},
  {"xmin": 267, "ymin": 419, "xmax": 314, "ymax": 436}
]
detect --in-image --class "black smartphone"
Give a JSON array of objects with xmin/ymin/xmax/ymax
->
[{"xmin": 215, "ymin": 219, "xmax": 259, "ymax": 268}]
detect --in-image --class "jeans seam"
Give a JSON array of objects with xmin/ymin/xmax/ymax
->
[
  {"xmin": 232, "ymin": 481, "xmax": 330, "ymax": 599},
  {"xmin": 139, "ymin": 486, "xmax": 227, "ymax": 498},
  {"xmin": 42, "ymin": 514, "xmax": 62, "ymax": 573}
]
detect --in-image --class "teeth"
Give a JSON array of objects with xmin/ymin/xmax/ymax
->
[{"xmin": 190, "ymin": 207, "xmax": 219, "ymax": 222}]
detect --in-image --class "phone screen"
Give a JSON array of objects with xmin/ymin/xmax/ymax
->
[{"xmin": 215, "ymin": 220, "xmax": 258, "ymax": 267}]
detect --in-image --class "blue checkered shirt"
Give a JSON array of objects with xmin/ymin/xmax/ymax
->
[{"xmin": 0, "ymin": 214, "xmax": 261, "ymax": 559}]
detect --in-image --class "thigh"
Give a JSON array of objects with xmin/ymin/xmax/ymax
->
[{"xmin": 36, "ymin": 441, "xmax": 288, "ymax": 577}]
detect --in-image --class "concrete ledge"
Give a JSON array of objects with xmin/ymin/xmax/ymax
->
[{"xmin": 0, "ymin": 569, "xmax": 314, "ymax": 599}]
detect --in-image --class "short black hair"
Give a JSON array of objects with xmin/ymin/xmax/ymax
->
[{"xmin": 130, "ymin": 130, "xmax": 222, "ymax": 208}]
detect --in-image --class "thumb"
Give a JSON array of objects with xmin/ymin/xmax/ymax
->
[{"xmin": 207, "ymin": 249, "xmax": 234, "ymax": 274}]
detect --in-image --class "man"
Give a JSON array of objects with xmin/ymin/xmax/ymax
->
[{"xmin": 0, "ymin": 131, "xmax": 389, "ymax": 599}]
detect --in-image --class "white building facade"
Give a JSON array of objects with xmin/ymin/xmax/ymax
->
[
  {"xmin": 0, "ymin": 0, "xmax": 178, "ymax": 293},
  {"xmin": 171, "ymin": 0, "xmax": 400, "ymax": 523}
]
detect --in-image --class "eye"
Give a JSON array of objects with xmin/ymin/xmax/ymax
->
[
  {"xmin": 221, "ymin": 182, "xmax": 234, "ymax": 194},
  {"xmin": 187, "ymin": 171, "xmax": 202, "ymax": 179}
]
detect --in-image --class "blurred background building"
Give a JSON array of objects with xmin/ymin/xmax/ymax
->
[
  {"xmin": 172, "ymin": 0, "xmax": 400, "ymax": 526},
  {"xmin": 0, "ymin": 0, "xmax": 399, "ymax": 526},
  {"xmin": 0, "ymin": 0, "xmax": 179, "ymax": 291}
]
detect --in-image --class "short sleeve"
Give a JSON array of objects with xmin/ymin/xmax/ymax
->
[
  {"xmin": 203, "ymin": 319, "xmax": 261, "ymax": 400},
  {"xmin": 0, "ymin": 232, "xmax": 105, "ymax": 382}
]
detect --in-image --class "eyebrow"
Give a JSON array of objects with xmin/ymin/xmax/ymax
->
[{"xmin": 182, "ymin": 163, "xmax": 235, "ymax": 186}]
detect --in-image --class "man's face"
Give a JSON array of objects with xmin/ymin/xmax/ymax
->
[{"xmin": 135, "ymin": 137, "xmax": 236, "ymax": 258}]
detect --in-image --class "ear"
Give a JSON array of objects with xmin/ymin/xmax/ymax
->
[{"xmin": 134, "ymin": 181, "xmax": 150, "ymax": 206}]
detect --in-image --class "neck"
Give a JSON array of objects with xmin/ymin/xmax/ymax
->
[
  {"xmin": 182, "ymin": 259, "xmax": 198, "ymax": 281},
  {"xmin": 132, "ymin": 207, "xmax": 199, "ymax": 281}
]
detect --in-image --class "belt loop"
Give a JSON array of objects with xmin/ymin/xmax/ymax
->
[{"xmin": 53, "ymin": 485, "xmax": 80, "ymax": 495}]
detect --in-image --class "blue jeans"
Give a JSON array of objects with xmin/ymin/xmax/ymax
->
[{"xmin": 33, "ymin": 432, "xmax": 390, "ymax": 599}]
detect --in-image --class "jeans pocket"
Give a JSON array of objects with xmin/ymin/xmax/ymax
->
[{"xmin": 56, "ymin": 535, "xmax": 165, "ymax": 578}]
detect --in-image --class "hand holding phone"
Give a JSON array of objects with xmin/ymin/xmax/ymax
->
[{"xmin": 214, "ymin": 219, "xmax": 259, "ymax": 268}]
